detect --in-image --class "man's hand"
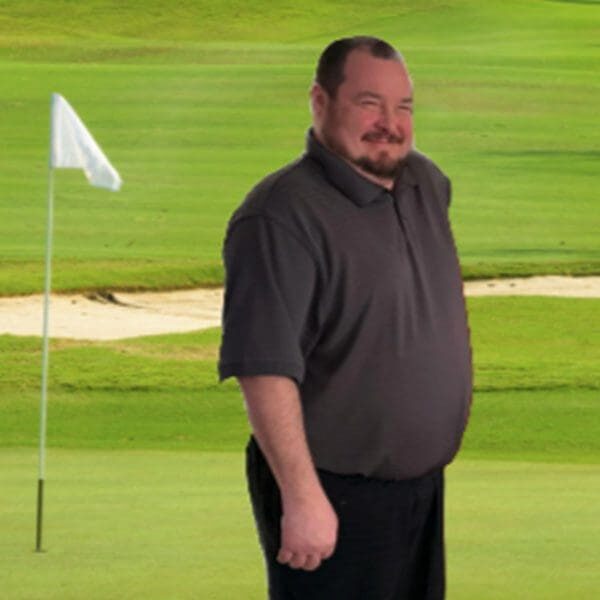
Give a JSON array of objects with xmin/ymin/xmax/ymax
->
[
  {"xmin": 238, "ymin": 375, "xmax": 337, "ymax": 571},
  {"xmin": 277, "ymin": 490, "xmax": 338, "ymax": 571}
]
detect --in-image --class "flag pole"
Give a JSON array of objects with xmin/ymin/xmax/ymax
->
[
  {"xmin": 35, "ymin": 93, "xmax": 122, "ymax": 550},
  {"xmin": 37, "ymin": 95, "xmax": 56, "ymax": 553}
]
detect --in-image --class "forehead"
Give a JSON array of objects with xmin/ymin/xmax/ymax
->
[{"xmin": 339, "ymin": 49, "xmax": 412, "ymax": 96}]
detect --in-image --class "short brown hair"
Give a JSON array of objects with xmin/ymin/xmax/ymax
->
[{"xmin": 315, "ymin": 36, "xmax": 403, "ymax": 98}]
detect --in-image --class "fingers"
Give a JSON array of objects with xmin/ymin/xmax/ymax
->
[
  {"xmin": 277, "ymin": 549, "xmax": 333, "ymax": 571},
  {"xmin": 302, "ymin": 554, "xmax": 323, "ymax": 571},
  {"xmin": 277, "ymin": 548, "xmax": 293, "ymax": 565}
]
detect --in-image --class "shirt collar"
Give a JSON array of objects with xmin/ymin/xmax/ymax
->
[{"xmin": 305, "ymin": 129, "xmax": 416, "ymax": 207}]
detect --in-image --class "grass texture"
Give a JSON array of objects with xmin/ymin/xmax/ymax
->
[
  {"xmin": 1, "ymin": 297, "xmax": 599, "ymax": 460},
  {"xmin": 1, "ymin": 294, "xmax": 599, "ymax": 599},
  {"xmin": 1, "ymin": 0, "xmax": 599, "ymax": 294},
  {"xmin": 1, "ymin": 451, "xmax": 598, "ymax": 600},
  {"xmin": 1, "ymin": 2, "xmax": 599, "ymax": 597}
]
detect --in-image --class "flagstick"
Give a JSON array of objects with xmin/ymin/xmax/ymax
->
[
  {"xmin": 35, "ymin": 93, "xmax": 122, "ymax": 551},
  {"xmin": 37, "ymin": 111, "xmax": 55, "ymax": 553}
]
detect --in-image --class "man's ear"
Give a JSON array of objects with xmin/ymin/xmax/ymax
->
[{"xmin": 310, "ymin": 83, "xmax": 328, "ymax": 119}]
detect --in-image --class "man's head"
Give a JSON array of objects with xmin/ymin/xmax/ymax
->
[{"xmin": 310, "ymin": 36, "xmax": 414, "ymax": 189}]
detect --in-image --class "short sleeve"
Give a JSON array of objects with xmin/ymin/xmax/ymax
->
[{"xmin": 218, "ymin": 215, "xmax": 319, "ymax": 383}]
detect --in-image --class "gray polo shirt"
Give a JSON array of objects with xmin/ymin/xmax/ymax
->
[{"xmin": 219, "ymin": 131, "xmax": 472, "ymax": 480}]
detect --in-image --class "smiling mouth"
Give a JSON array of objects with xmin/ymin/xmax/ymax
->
[{"xmin": 362, "ymin": 132, "xmax": 404, "ymax": 145}]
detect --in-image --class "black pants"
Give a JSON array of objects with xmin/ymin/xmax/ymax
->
[{"xmin": 246, "ymin": 437, "xmax": 445, "ymax": 600}]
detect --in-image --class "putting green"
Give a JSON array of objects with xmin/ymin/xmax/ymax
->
[{"xmin": 1, "ymin": 449, "xmax": 598, "ymax": 599}]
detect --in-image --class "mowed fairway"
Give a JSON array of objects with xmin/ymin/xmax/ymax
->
[
  {"xmin": 1, "ymin": 0, "xmax": 599, "ymax": 294},
  {"xmin": 1, "ymin": 1, "xmax": 599, "ymax": 599},
  {"xmin": 1, "ymin": 297, "xmax": 599, "ymax": 598}
]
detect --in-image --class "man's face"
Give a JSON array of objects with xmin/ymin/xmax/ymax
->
[{"xmin": 313, "ymin": 49, "xmax": 414, "ymax": 187}]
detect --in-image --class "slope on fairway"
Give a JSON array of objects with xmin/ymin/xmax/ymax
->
[{"xmin": 1, "ymin": 0, "xmax": 598, "ymax": 293}]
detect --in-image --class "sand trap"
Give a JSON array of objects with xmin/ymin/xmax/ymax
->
[
  {"xmin": 0, "ymin": 288, "xmax": 224, "ymax": 341},
  {"xmin": 0, "ymin": 276, "xmax": 598, "ymax": 341},
  {"xmin": 464, "ymin": 275, "xmax": 600, "ymax": 298}
]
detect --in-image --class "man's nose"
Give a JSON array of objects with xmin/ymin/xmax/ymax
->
[{"xmin": 376, "ymin": 104, "xmax": 394, "ymax": 129}]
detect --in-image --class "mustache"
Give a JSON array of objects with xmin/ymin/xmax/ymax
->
[{"xmin": 362, "ymin": 131, "xmax": 404, "ymax": 144}]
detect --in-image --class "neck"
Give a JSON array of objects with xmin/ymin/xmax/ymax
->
[{"xmin": 350, "ymin": 164, "xmax": 394, "ymax": 190}]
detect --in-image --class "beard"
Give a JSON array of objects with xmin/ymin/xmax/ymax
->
[
  {"xmin": 321, "ymin": 124, "xmax": 408, "ymax": 181},
  {"xmin": 353, "ymin": 153, "xmax": 406, "ymax": 179}
]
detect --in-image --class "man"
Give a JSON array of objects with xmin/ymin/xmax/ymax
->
[{"xmin": 219, "ymin": 36, "xmax": 472, "ymax": 600}]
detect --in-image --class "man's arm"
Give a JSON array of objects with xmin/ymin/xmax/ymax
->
[{"xmin": 238, "ymin": 375, "xmax": 338, "ymax": 572}]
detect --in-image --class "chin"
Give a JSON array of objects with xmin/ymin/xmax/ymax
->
[
  {"xmin": 371, "ymin": 148, "xmax": 403, "ymax": 162},
  {"xmin": 352, "ymin": 151, "xmax": 408, "ymax": 180}
]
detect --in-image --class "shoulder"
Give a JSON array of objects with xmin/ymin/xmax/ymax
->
[
  {"xmin": 231, "ymin": 155, "xmax": 326, "ymax": 224},
  {"xmin": 225, "ymin": 154, "xmax": 333, "ymax": 258},
  {"xmin": 405, "ymin": 149, "xmax": 449, "ymax": 185},
  {"xmin": 405, "ymin": 149, "xmax": 451, "ymax": 205},
  {"xmin": 224, "ymin": 155, "xmax": 331, "ymax": 265}
]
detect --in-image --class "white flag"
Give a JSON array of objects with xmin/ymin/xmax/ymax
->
[{"xmin": 50, "ymin": 93, "xmax": 122, "ymax": 191}]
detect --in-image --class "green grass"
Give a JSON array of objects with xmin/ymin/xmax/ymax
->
[
  {"xmin": 1, "ymin": 295, "xmax": 598, "ymax": 599},
  {"xmin": 1, "ymin": 297, "xmax": 598, "ymax": 460},
  {"xmin": 445, "ymin": 459, "xmax": 600, "ymax": 600},
  {"xmin": 1, "ymin": 0, "xmax": 599, "ymax": 294},
  {"xmin": 1, "ymin": 450, "xmax": 598, "ymax": 599},
  {"xmin": 0, "ymin": 449, "xmax": 263, "ymax": 600},
  {"xmin": 1, "ymin": 2, "xmax": 599, "ymax": 597}
]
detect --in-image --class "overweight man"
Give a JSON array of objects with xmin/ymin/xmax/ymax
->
[{"xmin": 219, "ymin": 36, "xmax": 472, "ymax": 600}]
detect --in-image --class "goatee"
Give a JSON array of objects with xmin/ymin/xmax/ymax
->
[
  {"xmin": 321, "ymin": 128, "xmax": 407, "ymax": 181},
  {"xmin": 353, "ymin": 154, "xmax": 406, "ymax": 179}
]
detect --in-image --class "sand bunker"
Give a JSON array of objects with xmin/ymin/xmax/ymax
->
[
  {"xmin": 0, "ymin": 276, "xmax": 598, "ymax": 341},
  {"xmin": 0, "ymin": 288, "xmax": 224, "ymax": 341}
]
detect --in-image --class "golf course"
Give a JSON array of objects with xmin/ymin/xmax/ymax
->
[{"xmin": 1, "ymin": 1, "xmax": 598, "ymax": 598}]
